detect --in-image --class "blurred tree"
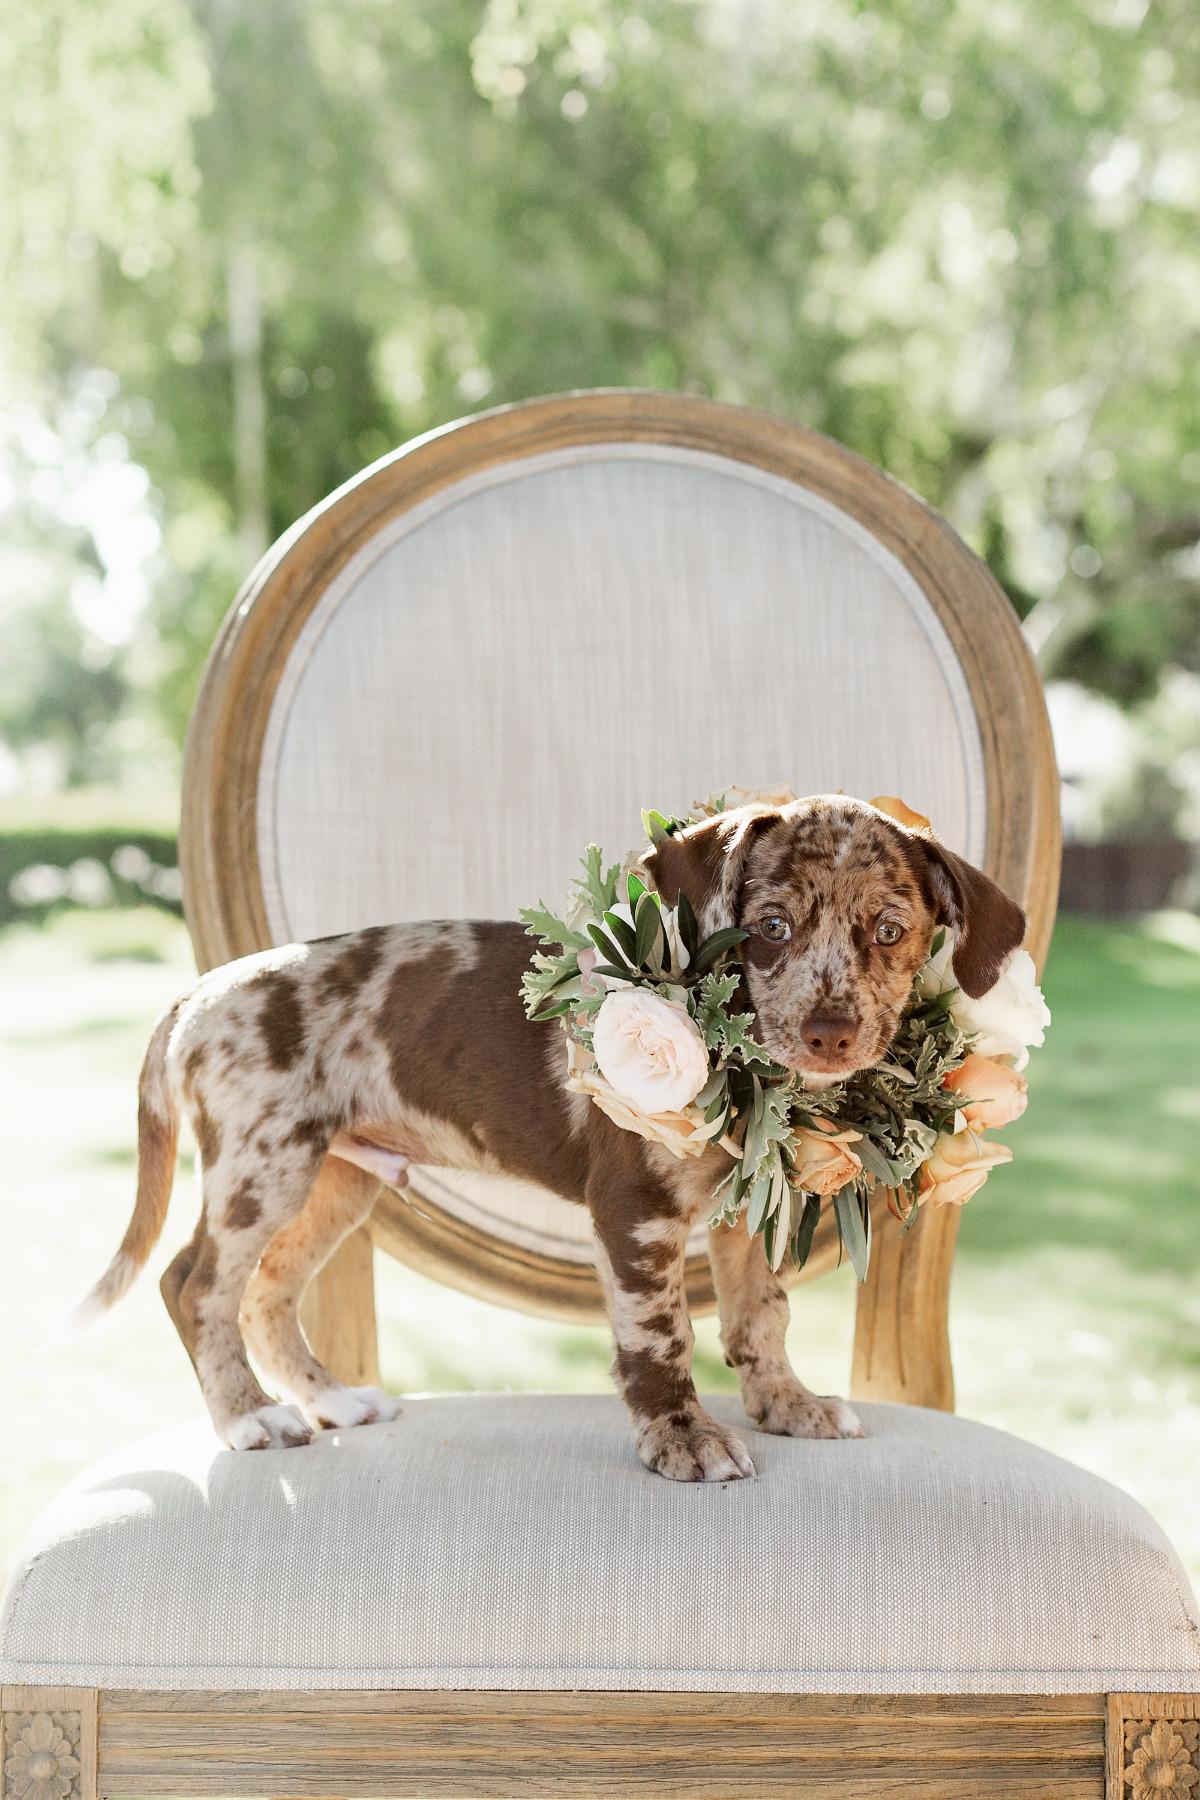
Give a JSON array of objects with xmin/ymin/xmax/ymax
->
[{"xmin": 1, "ymin": 0, "xmax": 1199, "ymax": 806}]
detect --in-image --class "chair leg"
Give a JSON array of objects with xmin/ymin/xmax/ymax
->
[
  {"xmin": 1, "ymin": 1686, "xmax": 97, "ymax": 1800},
  {"xmin": 850, "ymin": 1198, "xmax": 959, "ymax": 1410},
  {"xmin": 298, "ymin": 1222, "xmax": 381, "ymax": 1389}
]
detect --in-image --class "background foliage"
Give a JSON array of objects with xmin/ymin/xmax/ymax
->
[{"xmin": 2, "ymin": 0, "xmax": 1200, "ymax": 830}]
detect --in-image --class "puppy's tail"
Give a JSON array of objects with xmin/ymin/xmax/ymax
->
[{"xmin": 51, "ymin": 1000, "xmax": 183, "ymax": 1343}]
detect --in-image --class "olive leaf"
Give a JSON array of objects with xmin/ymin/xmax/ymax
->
[
  {"xmin": 790, "ymin": 1192, "xmax": 822, "ymax": 1270},
  {"xmin": 603, "ymin": 909, "xmax": 638, "ymax": 964},
  {"xmin": 676, "ymin": 888, "xmax": 699, "ymax": 958},
  {"xmin": 692, "ymin": 925, "xmax": 750, "ymax": 972},
  {"xmin": 634, "ymin": 889, "xmax": 663, "ymax": 970},
  {"xmin": 834, "ymin": 1183, "xmax": 870, "ymax": 1284}
]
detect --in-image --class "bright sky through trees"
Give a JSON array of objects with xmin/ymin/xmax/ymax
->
[{"xmin": 1, "ymin": 0, "xmax": 1199, "ymax": 831}]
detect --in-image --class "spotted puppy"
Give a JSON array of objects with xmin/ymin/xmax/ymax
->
[{"xmin": 72, "ymin": 796, "xmax": 1025, "ymax": 1481}]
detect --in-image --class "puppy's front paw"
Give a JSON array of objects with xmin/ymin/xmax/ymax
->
[
  {"xmin": 749, "ymin": 1385, "xmax": 863, "ymax": 1440},
  {"xmin": 226, "ymin": 1402, "xmax": 313, "ymax": 1451},
  {"xmin": 306, "ymin": 1384, "xmax": 401, "ymax": 1431},
  {"xmin": 637, "ymin": 1412, "xmax": 756, "ymax": 1483}
]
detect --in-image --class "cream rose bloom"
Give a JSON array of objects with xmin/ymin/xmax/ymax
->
[
  {"xmin": 592, "ymin": 988, "xmax": 710, "ymax": 1114},
  {"xmin": 697, "ymin": 782, "xmax": 797, "ymax": 814},
  {"xmin": 918, "ymin": 934, "xmax": 1050, "ymax": 1071},
  {"xmin": 918, "ymin": 1128, "xmax": 1012, "ymax": 1206},
  {"xmin": 789, "ymin": 1119, "xmax": 863, "ymax": 1196},
  {"xmin": 565, "ymin": 1037, "xmax": 725, "ymax": 1160},
  {"xmin": 942, "ymin": 1053, "xmax": 1028, "ymax": 1129}
]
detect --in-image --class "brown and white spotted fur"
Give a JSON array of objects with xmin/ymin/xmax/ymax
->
[{"xmin": 69, "ymin": 797, "xmax": 1025, "ymax": 1480}]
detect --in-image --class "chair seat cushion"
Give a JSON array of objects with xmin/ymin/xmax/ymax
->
[{"xmin": 2, "ymin": 1394, "xmax": 1197, "ymax": 1694}]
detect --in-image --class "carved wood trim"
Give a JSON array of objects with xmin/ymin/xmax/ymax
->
[
  {"xmin": 1107, "ymin": 1694, "xmax": 1200, "ymax": 1800},
  {"xmin": 1, "ymin": 1689, "xmax": 97, "ymax": 1800}
]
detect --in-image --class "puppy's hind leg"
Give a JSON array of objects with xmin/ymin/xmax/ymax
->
[
  {"xmin": 162, "ymin": 1141, "xmax": 329, "ymax": 1450},
  {"xmin": 708, "ymin": 1215, "xmax": 862, "ymax": 1439},
  {"xmin": 240, "ymin": 1155, "xmax": 399, "ymax": 1432}
]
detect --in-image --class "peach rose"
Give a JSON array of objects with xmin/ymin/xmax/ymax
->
[
  {"xmin": 592, "ymin": 988, "xmax": 711, "ymax": 1114},
  {"xmin": 941, "ymin": 1053, "xmax": 1028, "ymax": 1129},
  {"xmin": 918, "ymin": 1128, "xmax": 1012, "ymax": 1206},
  {"xmin": 869, "ymin": 795, "xmax": 931, "ymax": 832},
  {"xmin": 789, "ymin": 1118, "xmax": 863, "ymax": 1196}
]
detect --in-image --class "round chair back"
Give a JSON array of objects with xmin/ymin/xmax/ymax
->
[{"xmin": 181, "ymin": 391, "xmax": 1059, "ymax": 1321}]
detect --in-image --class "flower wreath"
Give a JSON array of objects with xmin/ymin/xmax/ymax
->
[{"xmin": 520, "ymin": 788, "xmax": 1051, "ymax": 1281}]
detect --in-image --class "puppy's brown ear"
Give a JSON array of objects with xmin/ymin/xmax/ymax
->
[
  {"xmin": 922, "ymin": 843, "xmax": 1027, "ymax": 998},
  {"xmin": 641, "ymin": 807, "xmax": 782, "ymax": 935}
]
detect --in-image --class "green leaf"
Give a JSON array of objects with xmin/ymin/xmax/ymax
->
[
  {"xmin": 587, "ymin": 921, "xmax": 629, "ymax": 970},
  {"xmin": 695, "ymin": 1067, "xmax": 726, "ymax": 1109},
  {"xmin": 853, "ymin": 1135, "xmax": 895, "ymax": 1186},
  {"xmin": 676, "ymin": 888, "xmax": 699, "ymax": 958},
  {"xmin": 519, "ymin": 903, "xmax": 589, "ymax": 950},
  {"xmin": 762, "ymin": 1206, "xmax": 779, "ymax": 1270},
  {"xmin": 790, "ymin": 1192, "xmax": 821, "ymax": 1270},
  {"xmin": 834, "ymin": 1183, "xmax": 870, "ymax": 1283},
  {"xmin": 634, "ymin": 889, "xmax": 662, "ymax": 970},
  {"xmin": 579, "ymin": 844, "xmax": 620, "ymax": 915},
  {"xmin": 899, "ymin": 1184, "xmax": 922, "ymax": 1233},
  {"xmin": 603, "ymin": 910, "xmax": 638, "ymax": 963},
  {"xmin": 591, "ymin": 963, "xmax": 638, "ymax": 984},
  {"xmin": 715, "ymin": 1007, "xmax": 776, "ymax": 1069},
  {"xmin": 708, "ymin": 1162, "xmax": 741, "ymax": 1220},
  {"xmin": 641, "ymin": 808, "xmax": 684, "ymax": 846},
  {"xmin": 692, "ymin": 925, "xmax": 750, "ymax": 972},
  {"xmin": 693, "ymin": 970, "xmax": 740, "ymax": 1043},
  {"xmin": 520, "ymin": 952, "xmax": 581, "ymax": 1018},
  {"xmin": 769, "ymin": 1177, "xmax": 791, "ymax": 1270},
  {"xmin": 626, "ymin": 872, "xmax": 647, "ymax": 911},
  {"xmin": 530, "ymin": 997, "xmax": 572, "ymax": 1021},
  {"xmin": 746, "ymin": 1166, "xmax": 773, "ymax": 1235}
]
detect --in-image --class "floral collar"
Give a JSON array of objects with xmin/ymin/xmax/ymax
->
[{"xmin": 521, "ymin": 790, "xmax": 1050, "ymax": 1279}]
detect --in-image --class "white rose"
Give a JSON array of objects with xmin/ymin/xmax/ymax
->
[
  {"xmin": 592, "ymin": 988, "xmax": 711, "ymax": 1113},
  {"xmin": 919, "ymin": 934, "xmax": 1051, "ymax": 1071},
  {"xmin": 916, "ymin": 931, "xmax": 956, "ymax": 1000}
]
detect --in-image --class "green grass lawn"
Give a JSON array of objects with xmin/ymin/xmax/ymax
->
[{"xmin": 1, "ymin": 906, "xmax": 1197, "ymax": 1590}]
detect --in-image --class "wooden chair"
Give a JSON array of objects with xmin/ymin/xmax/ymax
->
[{"xmin": 3, "ymin": 392, "xmax": 1197, "ymax": 1800}]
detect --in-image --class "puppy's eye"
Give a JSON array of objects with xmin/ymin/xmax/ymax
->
[
  {"xmin": 874, "ymin": 920, "xmax": 904, "ymax": 947},
  {"xmin": 758, "ymin": 915, "xmax": 791, "ymax": 943}
]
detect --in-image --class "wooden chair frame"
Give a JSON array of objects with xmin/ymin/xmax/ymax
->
[
  {"xmin": 12, "ymin": 396, "xmax": 1194, "ymax": 1800},
  {"xmin": 4, "ymin": 1684, "xmax": 1197, "ymax": 1798},
  {"xmin": 178, "ymin": 387, "xmax": 1060, "ymax": 1413}
]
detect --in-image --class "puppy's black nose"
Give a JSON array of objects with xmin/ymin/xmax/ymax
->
[{"xmin": 802, "ymin": 1013, "xmax": 857, "ymax": 1055}]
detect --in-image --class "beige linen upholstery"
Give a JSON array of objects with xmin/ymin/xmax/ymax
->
[
  {"xmin": 3, "ymin": 1396, "xmax": 1197, "ymax": 1696},
  {"xmin": 256, "ymin": 444, "xmax": 988, "ymax": 1267},
  {"xmin": 257, "ymin": 447, "xmax": 987, "ymax": 939}
]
